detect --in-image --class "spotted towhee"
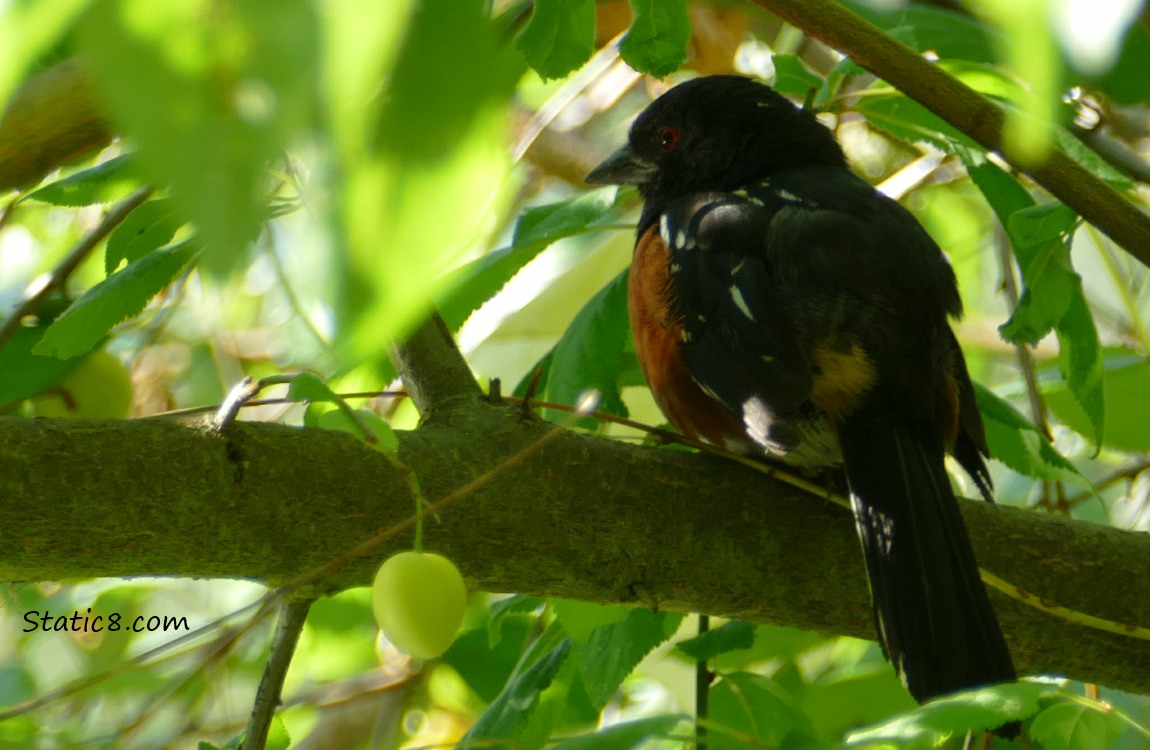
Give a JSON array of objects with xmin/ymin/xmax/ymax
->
[{"xmin": 587, "ymin": 76, "xmax": 1017, "ymax": 710}]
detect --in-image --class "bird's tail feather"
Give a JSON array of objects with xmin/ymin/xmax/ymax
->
[{"xmin": 838, "ymin": 400, "xmax": 1017, "ymax": 711}]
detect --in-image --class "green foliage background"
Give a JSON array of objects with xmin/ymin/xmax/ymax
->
[{"xmin": 1, "ymin": 0, "xmax": 1149, "ymax": 748}]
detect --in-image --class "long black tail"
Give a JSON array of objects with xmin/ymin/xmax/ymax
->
[{"xmin": 838, "ymin": 399, "xmax": 1016, "ymax": 705}]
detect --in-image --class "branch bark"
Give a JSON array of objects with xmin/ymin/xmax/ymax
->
[
  {"xmin": 3, "ymin": 410, "xmax": 1148, "ymax": 695},
  {"xmin": 753, "ymin": 0, "xmax": 1150, "ymax": 270}
]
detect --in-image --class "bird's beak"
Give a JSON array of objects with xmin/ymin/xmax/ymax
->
[{"xmin": 586, "ymin": 144, "xmax": 656, "ymax": 186}]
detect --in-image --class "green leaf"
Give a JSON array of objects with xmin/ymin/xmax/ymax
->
[
  {"xmin": 549, "ymin": 714, "xmax": 687, "ymax": 750},
  {"xmin": 841, "ymin": 0, "xmax": 1001, "ymax": 62},
  {"xmin": 619, "ymin": 0, "xmax": 690, "ymax": 78},
  {"xmin": 23, "ymin": 154, "xmax": 139, "ymax": 207},
  {"xmin": 572, "ymin": 607, "xmax": 682, "ymax": 710},
  {"xmin": 338, "ymin": 0, "xmax": 523, "ymax": 355},
  {"xmin": 0, "ymin": 296, "xmax": 84, "ymax": 408},
  {"xmin": 770, "ymin": 54, "xmax": 823, "ymax": 98},
  {"xmin": 1051, "ymin": 127, "xmax": 1134, "ymax": 190},
  {"xmin": 516, "ymin": 0, "xmax": 596, "ymax": 81},
  {"xmin": 105, "ymin": 198, "xmax": 185, "ymax": 274},
  {"xmin": 998, "ymin": 239, "xmax": 1077, "ymax": 345},
  {"xmin": 288, "ymin": 372, "xmax": 339, "ymax": 404},
  {"xmin": 265, "ymin": 717, "xmax": 291, "ymax": 750},
  {"xmin": 488, "ymin": 594, "xmax": 545, "ymax": 648},
  {"xmin": 462, "ymin": 628, "xmax": 572, "ymax": 746},
  {"xmin": 554, "ymin": 598, "xmax": 632, "ymax": 644},
  {"xmin": 846, "ymin": 682, "xmax": 1042, "ymax": 748},
  {"xmin": 974, "ymin": 384, "xmax": 1092, "ymax": 490},
  {"xmin": 33, "ymin": 238, "xmax": 198, "ymax": 359},
  {"xmin": 1096, "ymin": 23, "xmax": 1150, "ymax": 106},
  {"xmin": 676, "ymin": 620, "xmax": 756, "ymax": 661},
  {"xmin": 1029, "ymin": 697, "xmax": 1128, "ymax": 750},
  {"xmin": 437, "ymin": 188, "xmax": 623, "ymax": 331},
  {"xmin": 443, "ymin": 617, "xmax": 536, "ymax": 703},
  {"xmin": 963, "ymin": 153, "xmax": 1035, "ymax": 230},
  {"xmin": 543, "ymin": 271, "xmax": 631, "ymax": 426},
  {"xmin": 0, "ymin": 0, "xmax": 93, "ymax": 111},
  {"xmin": 1006, "ymin": 202, "xmax": 1078, "ymax": 259},
  {"xmin": 853, "ymin": 85, "xmax": 979, "ymax": 153},
  {"xmin": 709, "ymin": 672, "xmax": 822, "ymax": 750},
  {"xmin": 78, "ymin": 0, "xmax": 319, "ymax": 273},
  {"xmin": 1045, "ymin": 350, "xmax": 1150, "ymax": 453},
  {"xmin": 1055, "ymin": 292, "xmax": 1104, "ymax": 450}
]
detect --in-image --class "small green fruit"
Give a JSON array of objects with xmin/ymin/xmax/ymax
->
[
  {"xmin": 31, "ymin": 350, "xmax": 133, "ymax": 419},
  {"xmin": 372, "ymin": 551, "xmax": 466, "ymax": 659}
]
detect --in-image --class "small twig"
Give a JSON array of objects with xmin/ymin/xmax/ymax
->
[
  {"xmin": 390, "ymin": 312, "xmax": 481, "ymax": 414},
  {"xmin": 487, "ymin": 377, "xmax": 502, "ymax": 404},
  {"xmin": 696, "ymin": 613, "xmax": 710, "ymax": 750},
  {"xmin": 243, "ymin": 597, "xmax": 314, "ymax": 750},
  {"xmin": 520, "ymin": 368, "xmax": 543, "ymax": 417},
  {"xmin": 0, "ymin": 186, "xmax": 154, "ymax": 351}
]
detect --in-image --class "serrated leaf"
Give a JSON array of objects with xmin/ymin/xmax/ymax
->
[
  {"xmin": 1045, "ymin": 350, "xmax": 1150, "ymax": 453},
  {"xmin": 462, "ymin": 628, "xmax": 572, "ymax": 746},
  {"xmin": 105, "ymin": 198, "xmax": 184, "ymax": 274},
  {"xmin": 770, "ymin": 54, "xmax": 823, "ymax": 98},
  {"xmin": 24, "ymin": 154, "xmax": 138, "ymax": 207},
  {"xmin": 676, "ymin": 620, "xmax": 756, "ymax": 661},
  {"xmin": 33, "ymin": 239, "xmax": 198, "ymax": 359},
  {"xmin": 488, "ymin": 595, "xmax": 545, "ymax": 648},
  {"xmin": 974, "ymin": 383, "xmax": 1092, "ymax": 489},
  {"xmin": 1055, "ymin": 292, "xmax": 1104, "ymax": 450},
  {"xmin": 619, "ymin": 0, "xmax": 690, "ymax": 78},
  {"xmin": 543, "ymin": 271, "xmax": 631, "ymax": 427},
  {"xmin": 572, "ymin": 607, "xmax": 682, "ymax": 710},
  {"xmin": 78, "ymin": 0, "xmax": 318, "ymax": 273},
  {"xmin": 1029, "ymin": 698, "xmax": 1128, "ymax": 750},
  {"xmin": 513, "ymin": 188, "xmax": 621, "ymax": 249},
  {"xmin": 550, "ymin": 714, "xmax": 687, "ymax": 750},
  {"xmin": 0, "ymin": 296, "xmax": 84, "ymax": 408},
  {"xmin": 444, "ymin": 617, "xmax": 535, "ymax": 703},
  {"xmin": 1007, "ymin": 201, "xmax": 1078, "ymax": 257},
  {"xmin": 516, "ymin": 0, "xmax": 596, "ymax": 81},
  {"xmin": 554, "ymin": 598, "xmax": 632, "ymax": 644},
  {"xmin": 437, "ymin": 188, "xmax": 624, "ymax": 331},
  {"xmin": 999, "ymin": 239, "xmax": 1077, "ymax": 345},
  {"xmin": 963, "ymin": 153, "xmax": 1035, "ymax": 229},
  {"xmin": 710, "ymin": 672, "xmax": 823, "ymax": 750},
  {"xmin": 846, "ymin": 682, "xmax": 1042, "ymax": 748}
]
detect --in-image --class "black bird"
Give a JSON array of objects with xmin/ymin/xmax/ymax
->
[{"xmin": 587, "ymin": 75, "xmax": 1017, "ymax": 713}]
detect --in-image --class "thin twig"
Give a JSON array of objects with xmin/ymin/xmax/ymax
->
[
  {"xmin": 0, "ymin": 186, "xmax": 154, "ymax": 351},
  {"xmin": 243, "ymin": 598, "xmax": 314, "ymax": 750}
]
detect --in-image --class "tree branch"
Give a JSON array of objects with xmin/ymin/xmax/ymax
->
[
  {"xmin": 390, "ymin": 312, "xmax": 481, "ymax": 415},
  {"xmin": 752, "ymin": 0, "xmax": 1150, "ymax": 270},
  {"xmin": 3, "ymin": 411, "xmax": 1148, "ymax": 695}
]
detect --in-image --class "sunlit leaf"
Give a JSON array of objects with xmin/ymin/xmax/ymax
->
[
  {"xmin": 516, "ymin": 0, "xmax": 596, "ymax": 81},
  {"xmin": 572, "ymin": 607, "xmax": 682, "ymax": 710},
  {"xmin": 33, "ymin": 238, "xmax": 198, "ymax": 359},
  {"xmin": 975, "ymin": 384, "xmax": 1092, "ymax": 490},
  {"xmin": 620, "ymin": 0, "xmax": 690, "ymax": 78},
  {"xmin": 550, "ymin": 715, "xmax": 687, "ymax": 750},
  {"xmin": 78, "ymin": 0, "xmax": 318, "ymax": 273},
  {"xmin": 1029, "ymin": 696, "xmax": 1128, "ymax": 750},
  {"xmin": 1045, "ymin": 349, "xmax": 1150, "ymax": 453},
  {"xmin": 846, "ymin": 681, "xmax": 1042, "ymax": 747},
  {"xmin": 554, "ymin": 598, "xmax": 632, "ymax": 644},
  {"xmin": 463, "ymin": 627, "xmax": 572, "ymax": 745},
  {"xmin": 543, "ymin": 271, "xmax": 631, "ymax": 426},
  {"xmin": 105, "ymin": 198, "xmax": 184, "ymax": 274},
  {"xmin": 771, "ymin": 54, "xmax": 823, "ymax": 98},
  {"xmin": 24, "ymin": 154, "xmax": 139, "ymax": 207}
]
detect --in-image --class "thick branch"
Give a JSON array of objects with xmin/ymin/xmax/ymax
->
[
  {"xmin": 754, "ymin": 0, "xmax": 1150, "ymax": 270},
  {"xmin": 390, "ymin": 312, "xmax": 482, "ymax": 415},
  {"xmin": 3, "ymin": 409, "xmax": 1148, "ymax": 694}
]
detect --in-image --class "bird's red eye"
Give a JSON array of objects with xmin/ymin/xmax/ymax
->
[{"xmin": 656, "ymin": 126, "xmax": 680, "ymax": 151}]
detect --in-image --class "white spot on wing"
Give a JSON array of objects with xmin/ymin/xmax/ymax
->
[
  {"xmin": 659, "ymin": 215, "xmax": 672, "ymax": 246},
  {"xmin": 728, "ymin": 284, "xmax": 755, "ymax": 321}
]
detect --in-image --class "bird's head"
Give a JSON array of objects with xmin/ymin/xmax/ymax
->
[{"xmin": 586, "ymin": 75, "xmax": 845, "ymax": 202}]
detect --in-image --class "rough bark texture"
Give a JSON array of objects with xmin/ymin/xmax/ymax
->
[{"xmin": 3, "ymin": 409, "xmax": 1149, "ymax": 695}]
